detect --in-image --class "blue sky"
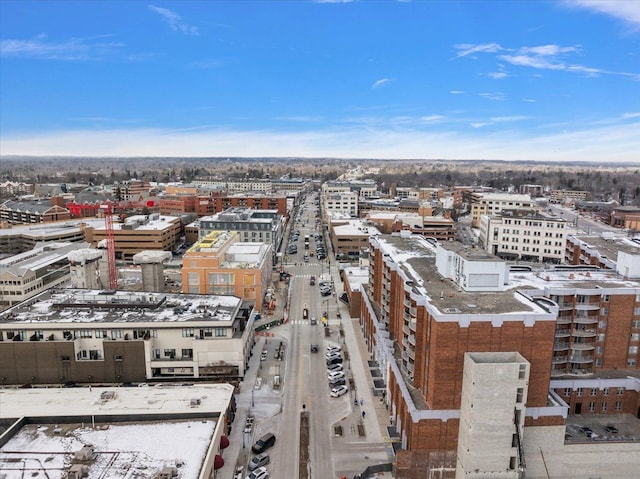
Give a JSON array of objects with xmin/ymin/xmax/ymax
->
[{"xmin": 1, "ymin": 0, "xmax": 639, "ymax": 162}]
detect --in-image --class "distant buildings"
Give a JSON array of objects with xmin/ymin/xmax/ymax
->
[
  {"xmin": 0, "ymin": 199, "xmax": 71, "ymax": 224},
  {"xmin": 0, "ymin": 289, "xmax": 256, "ymax": 384},
  {"xmin": 0, "ymin": 221, "xmax": 85, "ymax": 255}
]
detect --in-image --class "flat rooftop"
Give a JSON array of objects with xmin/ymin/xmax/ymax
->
[
  {"xmin": 0, "ymin": 289, "xmax": 242, "ymax": 324},
  {"xmin": 0, "ymin": 242, "xmax": 88, "ymax": 275},
  {"xmin": 570, "ymin": 234, "xmax": 640, "ymax": 259},
  {"xmin": 0, "ymin": 384, "xmax": 233, "ymax": 479}
]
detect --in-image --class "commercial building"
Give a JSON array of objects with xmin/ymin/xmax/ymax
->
[
  {"xmin": 611, "ymin": 206, "xmax": 640, "ymax": 231},
  {"xmin": 548, "ymin": 189, "xmax": 589, "ymax": 205},
  {"xmin": 83, "ymin": 213, "xmax": 182, "ymax": 260},
  {"xmin": 321, "ymin": 188, "xmax": 359, "ymax": 218},
  {"xmin": 328, "ymin": 219, "xmax": 380, "ymax": 261},
  {"xmin": 0, "ymin": 241, "xmax": 87, "ymax": 310},
  {"xmin": 564, "ymin": 234, "xmax": 640, "ymax": 273},
  {"xmin": 479, "ymin": 208, "xmax": 567, "ymax": 263},
  {"xmin": 0, "ymin": 383, "xmax": 235, "ymax": 479},
  {"xmin": 469, "ymin": 192, "xmax": 534, "ymax": 228},
  {"xmin": 360, "ymin": 232, "xmax": 640, "ymax": 478},
  {"xmin": 182, "ymin": 231, "xmax": 272, "ymax": 309},
  {"xmin": 198, "ymin": 207, "xmax": 284, "ymax": 261},
  {"xmin": 0, "ymin": 221, "xmax": 85, "ymax": 255},
  {"xmin": 0, "ymin": 181, "xmax": 35, "ymax": 197},
  {"xmin": 0, "ymin": 289, "xmax": 256, "ymax": 384}
]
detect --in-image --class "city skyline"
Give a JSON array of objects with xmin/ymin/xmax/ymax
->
[{"xmin": 1, "ymin": 0, "xmax": 639, "ymax": 162}]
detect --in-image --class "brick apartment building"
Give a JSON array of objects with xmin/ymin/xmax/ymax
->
[{"xmin": 361, "ymin": 232, "xmax": 640, "ymax": 478}]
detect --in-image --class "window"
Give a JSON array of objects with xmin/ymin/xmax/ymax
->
[
  {"xmin": 600, "ymin": 307, "xmax": 608, "ymax": 316},
  {"xmin": 601, "ymin": 402, "xmax": 608, "ymax": 412},
  {"xmin": 603, "ymin": 387, "xmax": 609, "ymax": 396},
  {"xmin": 89, "ymin": 350, "xmax": 102, "ymax": 360},
  {"xmin": 516, "ymin": 387, "xmax": 524, "ymax": 403},
  {"xmin": 617, "ymin": 387, "xmax": 624, "ymax": 396},
  {"xmin": 598, "ymin": 320, "xmax": 607, "ymax": 330},
  {"xmin": 635, "ymin": 307, "xmax": 640, "ymax": 316},
  {"xmin": 591, "ymin": 388, "xmax": 597, "ymax": 396},
  {"xmin": 78, "ymin": 330, "xmax": 92, "ymax": 338},
  {"xmin": 629, "ymin": 346, "xmax": 639, "ymax": 355},
  {"xmin": 595, "ymin": 358, "xmax": 602, "ymax": 367},
  {"xmin": 597, "ymin": 334, "xmax": 606, "ymax": 342},
  {"xmin": 576, "ymin": 388, "xmax": 583, "ymax": 397},
  {"xmin": 518, "ymin": 364, "xmax": 526, "ymax": 380},
  {"xmin": 181, "ymin": 348, "xmax": 193, "ymax": 359},
  {"xmin": 111, "ymin": 329, "xmax": 123, "ymax": 339},
  {"xmin": 633, "ymin": 320, "xmax": 640, "ymax": 328},
  {"xmin": 564, "ymin": 388, "xmax": 571, "ymax": 396},
  {"xmin": 588, "ymin": 402, "xmax": 596, "ymax": 412},
  {"xmin": 631, "ymin": 333, "xmax": 640, "ymax": 341},
  {"xmin": 164, "ymin": 349, "xmax": 176, "ymax": 358},
  {"xmin": 95, "ymin": 330, "xmax": 107, "ymax": 338},
  {"xmin": 182, "ymin": 328, "xmax": 194, "ymax": 338},
  {"xmin": 628, "ymin": 358, "xmax": 637, "ymax": 366},
  {"xmin": 615, "ymin": 401, "xmax": 622, "ymax": 411},
  {"xmin": 215, "ymin": 327, "xmax": 226, "ymax": 337},
  {"xmin": 602, "ymin": 294, "xmax": 610, "ymax": 302},
  {"xmin": 114, "ymin": 355, "xmax": 123, "ymax": 361}
]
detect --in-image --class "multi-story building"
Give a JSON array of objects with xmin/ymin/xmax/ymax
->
[
  {"xmin": 0, "ymin": 199, "xmax": 71, "ymax": 224},
  {"xmin": 548, "ymin": 189, "xmax": 589, "ymax": 205},
  {"xmin": 361, "ymin": 232, "xmax": 640, "ymax": 478},
  {"xmin": 198, "ymin": 208, "xmax": 284, "ymax": 260},
  {"xmin": 479, "ymin": 208, "xmax": 567, "ymax": 263},
  {"xmin": 193, "ymin": 178, "xmax": 273, "ymax": 193},
  {"xmin": 0, "ymin": 221, "xmax": 85, "ymax": 255},
  {"xmin": 0, "ymin": 181, "xmax": 35, "ymax": 198},
  {"xmin": 564, "ymin": 234, "xmax": 640, "ymax": 272},
  {"xmin": 0, "ymin": 241, "xmax": 88, "ymax": 310},
  {"xmin": 0, "ymin": 289, "xmax": 256, "ymax": 384},
  {"xmin": 181, "ymin": 231, "xmax": 272, "ymax": 309},
  {"xmin": 114, "ymin": 179, "xmax": 152, "ymax": 201},
  {"xmin": 519, "ymin": 184, "xmax": 544, "ymax": 197},
  {"xmin": 83, "ymin": 213, "xmax": 182, "ymax": 261},
  {"xmin": 469, "ymin": 193, "xmax": 534, "ymax": 228},
  {"xmin": 322, "ymin": 190, "xmax": 359, "ymax": 218},
  {"xmin": 328, "ymin": 220, "xmax": 380, "ymax": 261}
]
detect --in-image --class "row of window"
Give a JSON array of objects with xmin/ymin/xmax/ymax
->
[
  {"xmin": 566, "ymin": 386, "xmax": 624, "ymax": 396},
  {"xmin": 182, "ymin": 327, "xmax": 226, "ymax": 338}
]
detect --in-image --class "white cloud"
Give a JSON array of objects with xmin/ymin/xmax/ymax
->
[
  {"xmin": 148, "ymin": 5, "xmax": 199, "ymax": 35},
  {"xmin": 522, "ymin": 98, "xmax": 537, "ymax": 103},
  {"xmin": 487, "ymin": 71, "xmax": 508, "ymax": 79},
  {"xmin": 0, "ymin": 35, "xmax": 124, "ymax": 60},
  {"xmin": 3, "ymin": 120, "xmax": 637, "ymax": 163},
  {"xmin": 453, "ymin": 42, "xmax": 502, "ymax": 58},
  {"xmin": 450, "ymin": 90, "xmax": 464, "ymax": 94},
  {"xmin": 479, "ymin": 92, "xmax": 505, "ymax": 101},
  {"xmin": 372, "ymin": 78, "xmax": 392, "ymax": 89},
  {"xmin": 565, "ymin": 0, "xmax": 640, "ymax": 29},
  {"xmin": 520, "ymin": 44, "xmax": 579, "ymax": 56}
]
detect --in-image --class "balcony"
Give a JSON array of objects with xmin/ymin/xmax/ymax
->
[
  {"xmin": 569, "ymin": 354, "xmax": 594, "ymax": 363},
  {"xmin": 557, "ymin": 317, "xmax": 572, "ymax": 325},
  {"xmin": 554, "ymin": 342, "xmax": 570, "ymax": 351},
  {"xmin": 558, "ymin": 302, "xmax": 574, "ymax": 311},
  {"xmin": 555, "ymin": 329, "xmax": 571, "ymax": 338},
  {"xmin": 409, "ymin": 307, "xmax": 417, "ymax": 317},
  {"xmin": 551, "ymin": 366, "xmax": 568, "ymax": 376},
  {"xmin": 573, "ymin": 316, "xmax": 598, "ymax": 324},
  {"xmin": 409, "ymin": 320, "xmax": 416, "ymax": 332},
  {"xmin": 408, "ymin": 334, "xmax": 416, "ymax": 346},
  {"xmin": 407, "ymin": 348, "xmax": 415, "ymax": 360},
  {"xmin": 403, "ymin": 298, "xmax": 412, "ymax": 308},
  {"xmin": 552, "ymin": 355, "xmax": 568, "ymax": 364},
  {"xmin": 402, "ymin": 324, "xmax": 411, "ymax": 336},
  {"xmin": 575, "ymin": 302, "xmax": 600, "ymax": 311},
  {"xmin": 572, "ymin": 329, "xmax": 597, "ymax": 338},
  {"xmin": 570, "ymin": 342, "xmax": 595, "ymax": 351}
]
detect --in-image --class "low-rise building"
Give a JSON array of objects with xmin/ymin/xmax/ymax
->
[
  {"xmin": 328, "ymin": 219, "xmax": 380, "ymax": 261},
  {"xmin": 83, "ymin": 213, "xmax": 182, "ymax": 260},
  {"xmin": 0, "ymin": 241, "xmax": 87, "ymax": 310},
  {"xmin": 0, "ymin": 221, "xmax": 86, "ymax": 255},
  {"xmin": 0, "ymin": 199, "xmax": 71, "ymax": 224},
  {"xmin": 0, "ymin": 289, "xmax": 256, "ymax": 384}
]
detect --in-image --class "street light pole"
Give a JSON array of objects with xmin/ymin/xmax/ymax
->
[{"xmin": 251, "ymin": 389, "xmax": 255, "ymax": 407}]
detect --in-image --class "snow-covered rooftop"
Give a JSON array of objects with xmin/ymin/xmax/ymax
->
[{"xmin": 0, "ymin": 289, "xmax": 243, "ymax": 325}]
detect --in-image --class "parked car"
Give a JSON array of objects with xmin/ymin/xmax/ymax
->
[
  {"xmin": 325, "ymin": 351, "xmax": 341, "ymax": 360},
  {"xmin": 248, "ymin": 453, "xmax": 270, "ymax": 471},
  {"xmin": 246, "ymin": 466, "xmax": 270, "ymax": 479},
  {"xmin": 310, "ymin": 344, "xmax": 319, "ymax": 353},
  {"xmin": 326, "ymin": 356, "xmax": 343, "ymax": 366},
  {"xmin": 326, "ymin": 345, "xmax": 341, "ymax": 353},
  {"xmin": 310, "ymin": 316, "xmax": 317, "ymax": 325},
  {"xmin": 252, "ymin": 433, "xmax": 276, "ymax": 454},
  {"xmin": 328, "ymin": 371, "xmax": 345, "ymax": 381},
  {"xmin": 260, "ymin": 350, "xmax": 268, "ymax": 361},
  {"xmin": 327, "ymin": 362, "xmax": 344, "ymax": 372},
  {"xmin": 579, "ymin": 426, "xmax": 594, "ymax": 437},
  {"xmin": 330, "ymin": 377, "xmax": 346, "ymax": 387},
  {"xmin": 604, "ymin": 425, "xmax": 618, "ymax": 434},
  {"xmin": 330, "ymin": 385, "xmax": 349, "ymax": 397}
]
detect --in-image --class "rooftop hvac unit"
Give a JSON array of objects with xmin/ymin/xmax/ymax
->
[
  {"xmin": 66, "ymin": 464, "xmax": 89, "ymax": 479},
  {"xmin": 73, "ymin": 445, "xmax": 95, "ymax": 461},
  {"xmin": 157, "ymin": 466, "xmax": 178, "ymax": 478}
]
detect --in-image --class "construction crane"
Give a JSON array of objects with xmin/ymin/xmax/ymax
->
[{"xmin": 100, "ymin": 204, "xmax": 118, "ymax": 290}]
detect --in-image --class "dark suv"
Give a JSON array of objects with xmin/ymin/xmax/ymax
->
[{"xmin": 252, "ymin": 432, "xmax": 276, "ymax": 454}]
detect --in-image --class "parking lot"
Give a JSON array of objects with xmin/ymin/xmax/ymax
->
[{"xmin": 565, "ymin": 413, "xmax": 640, "ymax": 443}]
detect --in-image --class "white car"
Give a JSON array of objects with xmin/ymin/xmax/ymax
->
[
  {"xmin": 325, "ymin": 351, "xmax": 341, "ymax": 360},
  {"xmin": 328, "ymin": 371, "xmax": 345, "ymax": 381},
  {"xmin": 330, "ymin": 385, "xmax": 348, "ymax": 397},
  {"xmin": 246, "ymin": 466, "xmax": 269, "ymax": 479},
  {"xmin": 327, "ymin": 363, "xmax": 344, "ymax": 372},
  {"xmin": 326, "ymin": 345, "xmax": 342, "ymax": 353}
]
